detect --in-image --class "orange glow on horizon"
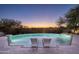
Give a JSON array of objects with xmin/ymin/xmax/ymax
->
[{"xmin": 22, "ymin": 22, "xmax": 58, "ymax": 28}]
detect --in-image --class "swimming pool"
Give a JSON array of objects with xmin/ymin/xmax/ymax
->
[{"xmin": 8, "ymin": 33, "xmax": 72, "ymax": 47}]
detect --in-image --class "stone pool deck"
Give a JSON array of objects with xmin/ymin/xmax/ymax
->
[{"xmin": 0, "ymin": 35, "xmax": 79, "ymax": 54}]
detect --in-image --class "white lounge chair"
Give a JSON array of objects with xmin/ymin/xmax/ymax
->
[
  {"xmin": 42, "ymin": 38, "xmax": 51, "ymax": 48},
  {"xmin": 31, "ymin": 38, "xmax": 38, "ymax": 48}
]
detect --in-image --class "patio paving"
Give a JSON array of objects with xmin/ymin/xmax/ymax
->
[{"xmin": 0, "ymin": 35, "xmax": 79, "ymax": 54}]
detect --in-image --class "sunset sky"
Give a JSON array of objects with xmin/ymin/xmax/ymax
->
[{"xmin": 0, "ymin": 4, "xmax": 76, "ymax": 28}]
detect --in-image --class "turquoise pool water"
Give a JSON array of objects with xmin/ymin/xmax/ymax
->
[{"xmin": 8, "ymin": 33, "xmax": 72, "ymax": 47}]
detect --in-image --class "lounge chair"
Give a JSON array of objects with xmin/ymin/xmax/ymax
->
[
  {"xmin": 42, "ymin": 38, "xmax": 51, "ymax": 48},
  {"xmin": 31, "ymin": 38, "xmax": 38, "ymax": 48}
]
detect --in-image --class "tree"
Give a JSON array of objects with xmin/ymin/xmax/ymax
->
[
  {"xmin": 65, "ymin": 5, "xmax": 79, "ymax": 33},
  {"xmin": 57, "ymin": 17, "xmax": 66, "ymax": 33},
  {"xmin": 57, "ymin": 17, "xmax": 65, "ymax": 27},
  {"xmin": 0, "ymin": 18, "xmax": 22, "ymax": 34}
]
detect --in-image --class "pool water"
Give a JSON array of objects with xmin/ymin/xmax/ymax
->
[{"xmin": 8, "ymin": 33, "xmax": 72, "ymax": 47}]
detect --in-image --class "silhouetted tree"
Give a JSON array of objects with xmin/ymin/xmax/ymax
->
[
  {"xmin": 57, "ymin": 17, "xmax": 66, "ymax": 33},
  {"xmin": 65, "ymin": 5, "xmax": 79, "ymax": 33},
  {"xmin": 57, "ymin": 17, "xmax": 65, "ymax": 27},
  {"xmin": 0, "ymin": 18, "xmax": 22, "ymax": 34}
]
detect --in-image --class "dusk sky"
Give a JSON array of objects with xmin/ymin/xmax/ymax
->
[{"xmin": 0, "ymin": 4, "xmax": 76, "ymax": 28}]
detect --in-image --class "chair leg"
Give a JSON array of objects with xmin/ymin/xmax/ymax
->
[
  {"xmin": 31, "ymin": 43, "xmax": 38, "ymax": 48},
  {"xmin": 43, "ymin": 43, "xmax": 50, "ymax": 48},
  {"xmin": 32, "ymin": 46, "xmax": 38, "ymax": 48}
]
